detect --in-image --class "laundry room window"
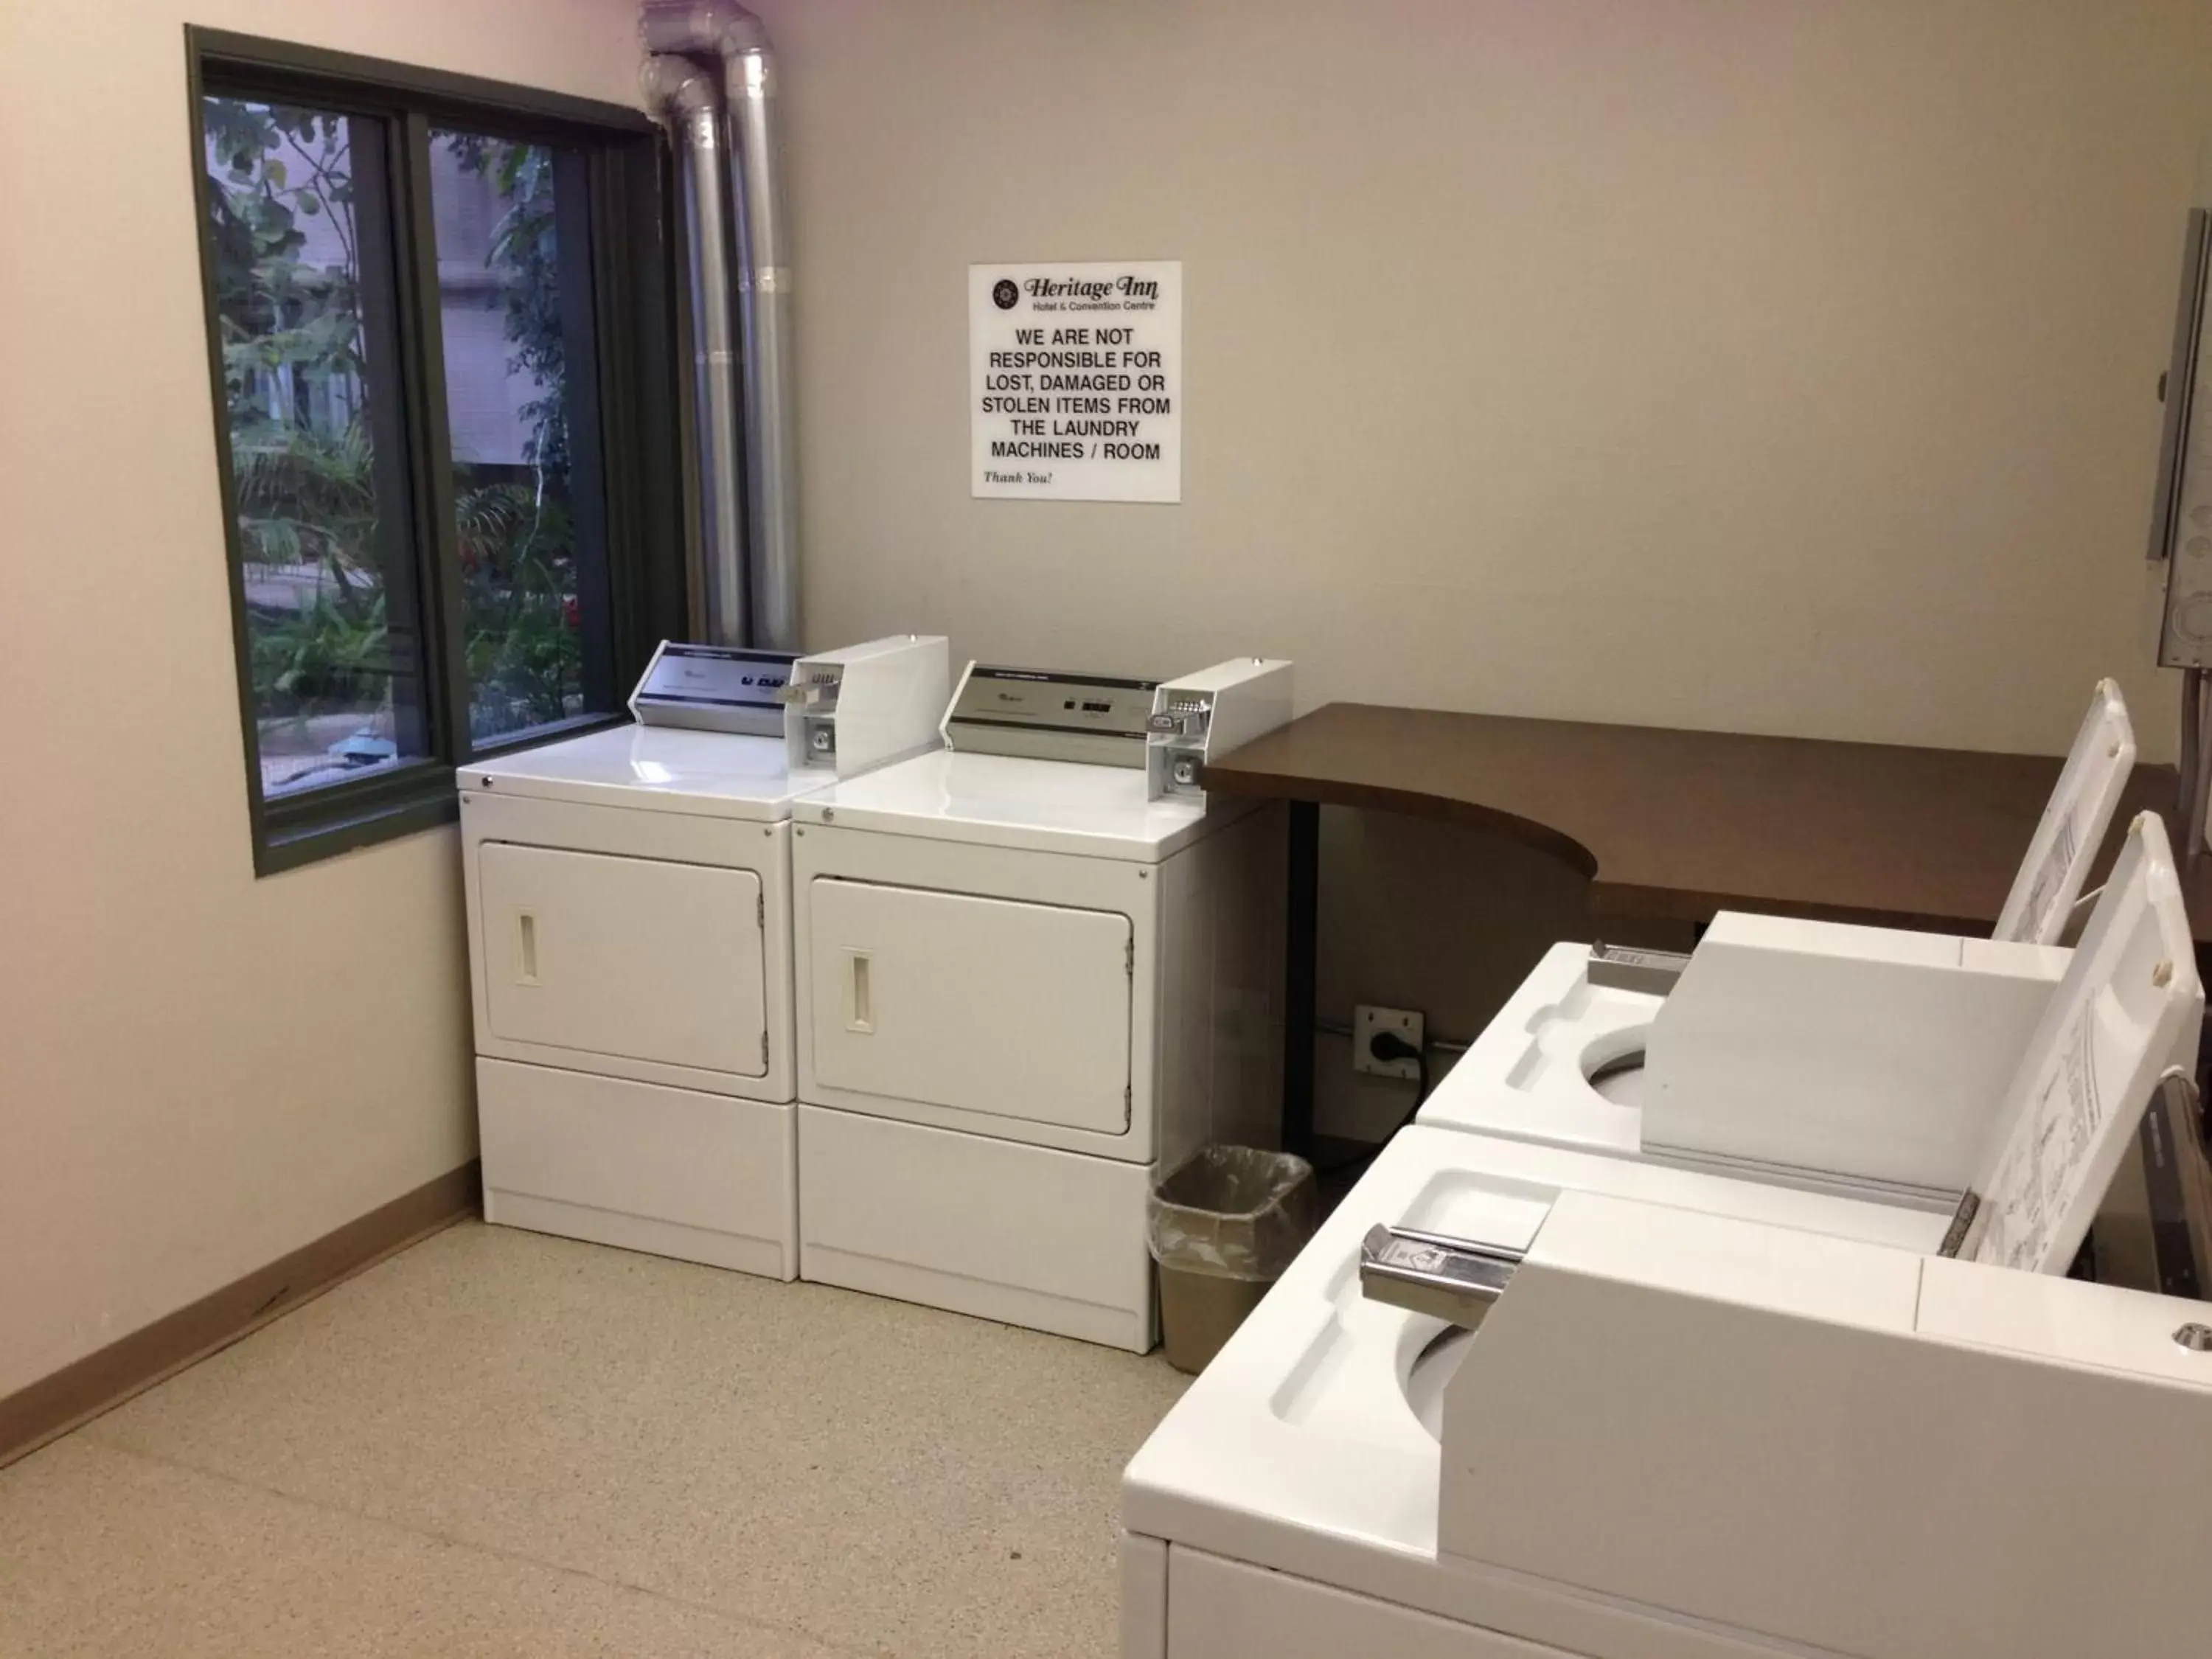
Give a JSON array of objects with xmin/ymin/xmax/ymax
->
[
  {"xmin": 427, "ymin": 129, "xmax": 616, "ymax": 747},
  {"xmin": 188, "ymin": 29, "xmax": 685, "ymax": 874}
]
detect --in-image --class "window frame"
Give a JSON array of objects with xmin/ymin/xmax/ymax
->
[{"xmin": 186, "ymin": 27, "xmax": 686, "ymax": 874}]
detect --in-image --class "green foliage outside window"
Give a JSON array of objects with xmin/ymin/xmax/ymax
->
[
  {"xmin": 205, "ymin": 99, "xmax": 583, "ymax": 747},
  {"xmin": 205, "ymin": 100, "xmax": 385, "ymax": 728},
  {"xmin": 444, "ymin": 133, "xmax": 585, "ymax": 742}
]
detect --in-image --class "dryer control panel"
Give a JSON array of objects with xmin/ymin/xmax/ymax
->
[
  {"xmin": 629, "ymin": 643, "xmax": 796, "ymax": 735},
  {"xmin": 942, "ymin": 665, "xmax": 1161, "ymax": 768}
]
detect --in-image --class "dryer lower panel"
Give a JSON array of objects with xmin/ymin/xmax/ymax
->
[
  {"xmin": 1161, "ymin": 1546, "xmax": 1597, "ymax": 1659},
  {"xmin": 798, "ymin": 1105, "xmax": 1156, "ymax": 1351},
  {"xmin": 478, "ymin": 1059, "xmax": 796, "ymax": 1279}
]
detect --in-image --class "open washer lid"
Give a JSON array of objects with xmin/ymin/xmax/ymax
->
[
  {"xmin": 1994, "ymin": 678, "xmax": 2137, "ymax": 946},
  {"xmin": 1961, "ymin": 810, "xmax": 2202, "ymax": 1271}
]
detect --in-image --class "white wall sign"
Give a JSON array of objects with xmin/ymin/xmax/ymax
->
[{"xmin": 970, "ymin": 260, "xmax": 1182, "ymax": 503}]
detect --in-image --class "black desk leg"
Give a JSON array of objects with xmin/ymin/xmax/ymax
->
[{"xmin": 1283, "ymin": 799, "xmax": 1320, "ymax": 1158}]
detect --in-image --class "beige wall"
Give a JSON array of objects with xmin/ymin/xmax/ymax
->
[
  {"xmin": 759, "ymin": 0, "xmax": 2210, "ymax": 754},
  {"xmin": 753, "ymin": 0, "xmax": 2212, "ymax": 1130},
  {"xmin": 0, "ymin": 0, "xmax": 637, "ymax": 1400}
]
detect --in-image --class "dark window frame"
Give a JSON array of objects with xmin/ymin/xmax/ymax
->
[{"xmin": 186, "ymin": 27, "xmax": 685, "ymax": 874}]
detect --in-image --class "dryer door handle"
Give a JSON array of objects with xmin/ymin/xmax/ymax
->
[
  {"xmin": 515, "ymin": 911, "xmax": 541, "ymax": 986},
  {"xmin": 845, "ymin": 950, "xmax": 874, "ymax": 1034}
]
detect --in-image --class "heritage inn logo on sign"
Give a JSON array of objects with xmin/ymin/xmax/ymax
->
[{"xmin": 988, "ymin": 274, "xmax": 1163, "ymax": 313}]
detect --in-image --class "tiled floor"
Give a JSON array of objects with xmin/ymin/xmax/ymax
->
[{"xmin": 0, "ymin": 1222, "xmax": 1191, "ymax": 1658}]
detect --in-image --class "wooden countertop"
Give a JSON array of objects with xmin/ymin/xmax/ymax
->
[{"xmin": 1203, "ymin": 701, "xmax": 2211, "ymax": 941}]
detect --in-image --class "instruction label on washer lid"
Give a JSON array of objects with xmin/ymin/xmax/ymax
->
[
  {"xmin": 2017, "ymin": 810, "xmax": 2081, "ymax": 944},
  {"xmin": 1972, "ymin": 1008, "xmax": 2110, "ymax": 1273},
  {"xmin": 970, "ymin": 261, "xmax": 1181, "ymax": 503}
]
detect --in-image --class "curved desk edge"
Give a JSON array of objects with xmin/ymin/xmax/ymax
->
[
  {"xmin": 1201, "ymin": 701, "xmax": 2204, "ymax": 939},
  {"xmin": 1199, "ymin": 762, "xmax": 1600, "ymax": 886}
]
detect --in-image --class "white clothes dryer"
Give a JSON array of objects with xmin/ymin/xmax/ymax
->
[
  {"xmin": 790, "ymin": 657, "xmax": 1295, "ymax": 1350},
  {"xmin": 459, "ymin": 635, "xmax": 948, "ymax": 1279}
]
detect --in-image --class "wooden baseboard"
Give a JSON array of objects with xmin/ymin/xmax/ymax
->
[{"xmin": 0, "ymin": 1161, "xmax": 480, "ymax": 1470}]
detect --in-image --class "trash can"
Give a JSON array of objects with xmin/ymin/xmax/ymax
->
[{"xmin": 1147, "ymin": 1146, "xmax": 1317, "ymax": 1374}]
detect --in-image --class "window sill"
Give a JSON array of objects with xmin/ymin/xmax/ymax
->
[{"xmin": 256, "ymin": 768, "xmax": 459, "ymax": 876}]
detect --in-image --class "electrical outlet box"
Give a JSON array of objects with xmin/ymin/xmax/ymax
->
[{"xmin": 1353, "ymin": 1005, "xmax": 1424, "ymax": 1081}]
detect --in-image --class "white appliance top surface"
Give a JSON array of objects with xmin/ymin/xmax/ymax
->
[
  {"xmin": 1418, "ymin": 940, "xmax": 1655, "ymax": 1153},
  {"xmin": 1423, "ymin": 939, "xmax": 2020, "ymax": 1214},
  {"xmin": 1121, "ymin": 1125, "xmax": 1947, "ymax": 1649},
  {"xmin": 790, "ymin": 749, "xmax": 1232, "ymax": 860},
  {"xmin": 459, "ymin": 724, "xmax": 824, "ymax": 821}
]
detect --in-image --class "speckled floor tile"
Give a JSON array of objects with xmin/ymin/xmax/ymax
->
[
  {"xmin": 79, "ymin": 1222, "xmax": 1190, "ymax": 1659},
  {"xmin": 0, "ymin": 1435, "xmax": 852, "ymax": 1658}
]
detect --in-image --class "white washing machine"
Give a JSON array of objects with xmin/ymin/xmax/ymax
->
[
  {"xmin": 1422, "ymin": 678, "xmax": 2139, "ymax": 1198},
  {"xmin": 460, "ymin": 634, "xmax": 948, "ymax": 1279},
  {"xmin": 1121, "ymin": 1127, "xmax": 1947, "ymax": 1659},
  {"xmin": 1122, "ymin": 813, "xmax": 2208, "ymax": 1659},
  {"xmin": 790, "ymin": 657, "xmax": 1295, "ymax": 1351}
]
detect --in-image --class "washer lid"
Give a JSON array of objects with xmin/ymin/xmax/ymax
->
[
  {"xmin": 459, "ymin": 724, "xmax": 821, "ymax": 821},
  {"xmin": 1963, "ymin": 810, "xmax": 2202, "ymax": 1272},
  {"xmin": 790, "ymin": 748, "xmax": 1239, "ymax": 861}
]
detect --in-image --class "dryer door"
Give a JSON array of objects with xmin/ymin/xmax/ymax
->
[
  {"xmin": 808, "ymin": 878, "xmax": 1133, "ymax": 1133},
  {"xmin": 478, "ymin": 844, "xmax": 767, "ymax": 1077}
]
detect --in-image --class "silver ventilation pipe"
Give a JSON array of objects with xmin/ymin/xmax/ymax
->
[
  {"xmin": 725, "ymin": 27, "xmax": 801, "ymax": 652},
  {"xmin": 639, "ymin": 1, "xmax": 802, "ymax": 653},
  {"xmin": 639, "ymin": 54, "xmax": 748, "ymax": 647}
]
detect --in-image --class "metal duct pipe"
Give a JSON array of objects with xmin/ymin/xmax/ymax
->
[
  {"xmin": 726, "ymin": 32, "xmax": 801, "ymax": 652},
  {"xmin": 639, "ymin": 54, "xmax": 748, "ymax": 648},
  {"xmin": 639, "ymin": 1, "xmax": 802, "ymax": 653}
]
